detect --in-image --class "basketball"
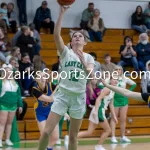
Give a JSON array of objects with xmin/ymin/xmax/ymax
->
[{"xmin": 57, "ymin": 0, "xmax": 75, "ymax": 5}]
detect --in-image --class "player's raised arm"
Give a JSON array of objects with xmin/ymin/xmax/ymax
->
[
  {"xmin": 54, "ymin": 5, "xmax": 70, "ymax": 54},
  {"xmin": 101, "ymin": 79, "xmax": 143, "ymax": 101}
]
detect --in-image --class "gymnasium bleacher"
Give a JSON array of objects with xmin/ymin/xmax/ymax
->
[{"xmin": 7, "ymin": 28, "xmax": 150, "ymax": 140}]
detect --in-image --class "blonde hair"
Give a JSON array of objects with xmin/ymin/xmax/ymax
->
[
  {"xmin": 33, "ymin": 55, "xmax": 42, "ymax": 72},
  {"xmin": 87, "ymin": 77, "xmax": 98, "ymax": 100},
  {"xmin": 34, "ymin": 70, "xmax": 52, "ymax": 84},
  {"xmin": 1, "ymin": 67, "xmax": 16, "ymax": 85},
  {"xmin": 113, "ymin": 65, "xmax": 124, "ymax": 79},
  {"xmin": 21, "ymin": 26, "xmax": 29, "ymax": 33}
]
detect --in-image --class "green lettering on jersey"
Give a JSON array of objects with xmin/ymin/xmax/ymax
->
[
  {"xmin": 69, "ymin": 70, "xmax": 80, "ymax": 82},
  {"xmin": 77, "ymin": 62, "xmax": 83, "ymax": 69},
  {"xmin": 65, "ymin": 61, "xmax": 83, "ymax": 69},
  {"xmin": 73, "ymin": 61, "xmax": 77, "ymax": 67}
]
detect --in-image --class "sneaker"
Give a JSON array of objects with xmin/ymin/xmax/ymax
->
[
  {"xmin": 120, "ymin": 136, "xmax": 131, "ymax": 143},
  {"xmin": 111, "ymin": 137, "xmax": 118, "ymax": 143},
  {"xmin": 56, "ymin": 138, "xmax": 61, "ymax": 145},
  {"xmin": 24, "ymin": 90, "xmax": 30, "ymax": 97},
  {"xmin": 5, "ymin": 139, "xmax": 13, "ymax": 146},
  {"xmin": 64, "ymin": 135, "xmax": 69, "ymax": 150},
  {"xmin": 95, "ymin": 145, "xmax": 106, "ymax": 150},
  {"xmin": 0, "ymin": 140, "xmax": 2, "ymax": 148}
]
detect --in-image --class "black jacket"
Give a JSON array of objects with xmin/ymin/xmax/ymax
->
[
  {"xmin": 34, "ymin": 7, "xmax": 52, "ymax": 22},
  {"xmin": 16, "ymin": 33, "xmax": 35, "ymax": 54},
  {"xmin": 131, "ymin": 13, "xmax": 145, "ymax": 26}
]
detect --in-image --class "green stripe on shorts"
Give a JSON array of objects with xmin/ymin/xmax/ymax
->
[{"xmin": 98, "ymin": 100, "xmax": 105, "ymax": 122}]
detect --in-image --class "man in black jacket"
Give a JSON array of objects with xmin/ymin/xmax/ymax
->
[{"xmin": 34, "ymin": 1, "xmax": 55, "ymax": 34}]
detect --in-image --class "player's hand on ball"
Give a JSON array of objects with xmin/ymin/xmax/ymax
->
[
  {"xmin": 60, "ymin": 5, "xmax": 70, "ymax": 13},
  {"xmin": 18, "ymin": 107, "xmax": 23, "ymax": 114}
]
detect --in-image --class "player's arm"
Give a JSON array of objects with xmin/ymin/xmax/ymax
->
[
  {"xmin": 32, "ymin": 87, "xmax": 54, "ymax": 103},
  {"xmin": 54, "ymin": 5, "xmax": 69, "ymax": 55},
  {"xmin": 85, "ymin": 54, "xmax": 95, "ymax": 78},
  {"xmin": 51, "ymin": 85, "xmax": 59, "ymax": 97},
  {"xmin": 109, "ymin": 98, "xmax": 118, "ymax": 124},
  {"xmin": 95, "ymin": 88, "xmax": 110, "ymax": 113},
  {"xmin": 77, "ymin": 51, "xmax": 95, "ymax": 79},
  {"xmin": 101, "ymin": 79, "xmax": 143, "ymax": 101}
]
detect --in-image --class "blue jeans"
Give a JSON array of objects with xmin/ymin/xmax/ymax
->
[
  {"xmin": 145, "ymin": 22, "xmax": 150, "ymax": 29},
  {"xmin": 131, "ymin": 25, "xmax": 147, "ymax": 33},
  {"xmin": 88, "ymin": 31, "xmax": 102, "ymax": 42},
  {"xmin": 138, "ymin": 61, "xmax": 146, "ymax": 71},
  {"xmin": 118, "ymin": 57, "xmax": 139, "ymax": 72}
]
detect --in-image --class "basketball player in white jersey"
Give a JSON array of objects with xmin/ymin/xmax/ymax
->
[
  {"xmin": 78, "ymin": 77, "xmax": 118, "ymax": 150},
  {"xmin": 38, "ymin": 5, "xmax": 95, "ymax": 150}
]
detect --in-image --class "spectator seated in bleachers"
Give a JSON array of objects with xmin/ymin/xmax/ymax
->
[
  {"xmin": 136, "ymin": 33, "xmax": 150, "ymax": 71},
  {"xmin": 144, "ymin": 2, "xmax": 150, "ymax": 29},
  {"xmin": 80, "ymin": 2, "xmax": 94, "ymax": 30},
  {"xmin": 0, "ymin": 13, "xmax": 7, "ymax": 34},
  {"xmin": 34, "ymin": 1, "xmax": 55, "ymax": 34},
  {"xmin": 33, "ymin": 55, "xmax": 46, "ymax": 72},
  {"xmin": 131, "ymin": 6, "xmax": 147, "ymax": 33},
  {"xmin": 0, "ymin": 27, "xmax": 11, "ymax": 63},
  {"xmin": 16, "ymin": 26, "xmax": 36, "ymax": 61},
  {"xmin": 29, "ymin": 23, "xmax": 41, "ymax": 55},
  {"xmin": 19, "ymin": 53, "xmax": 34, "ymax": 96},
  {"xmin": 11, "ymin": 26, "xmax": 23, "ymax": 47},
  {"xmin": 6, "ymin": 46, "xmax": 21, "ymax": 64},
  {"xmin": 88, "ymin": 52, "xmax": 101, "ymax": 73},
  {"xmin": 0, "ymin": 3, "xmax": 10, "ymax": 27},
  {"xmin": 7, "ymin": 3, "xmax": 17, "ymax": 33},
  {"xmin": 88, "ymin": 9, "xmax": 104, "ymax": 42},
  {"xmin": 12, "ymin": 23, "xmax": 40, "ymax": 47},
  {"xmin": 141, "ymin": 60, "xmax": 150, "ymax": 93},
  {"xmin": 118, "ymin": 36, "xmax": 139, "ymax": 72},
  {"xmin": 86, "ymin": 77, "xmax": 101, "ymax": 109},
  {"xmin": 101, "ymin": 54, "xmax": 116, "ymax": 74}
]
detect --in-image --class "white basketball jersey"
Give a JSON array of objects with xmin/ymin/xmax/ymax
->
[{"xmin": 58, "ymin": 46, "xmax": 95, "ymax": 94}]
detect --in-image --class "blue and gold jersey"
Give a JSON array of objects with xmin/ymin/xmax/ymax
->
[{"xmin": 32, "ymin": 82, "xmax": 53, "ymax": 115}]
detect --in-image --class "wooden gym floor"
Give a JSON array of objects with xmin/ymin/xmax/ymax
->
[
  {"xmin": 0, "ymin": 137, "xmax": 150, "ymax": 150},
  {"xmin": 0, "ymin": 143, "xmax": 150, "ymax": 150}
]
